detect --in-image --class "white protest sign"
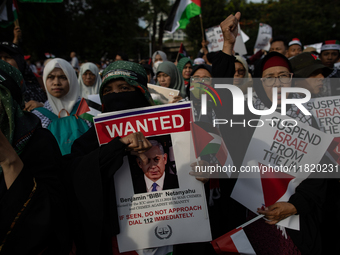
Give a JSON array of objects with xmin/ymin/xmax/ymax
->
[
  {"xmin": 213, "ymin": 26, "xmax": 224, "ymax": 51},
  {"xmin": 206, "ymin": 24, "xmax": 248, "ymax": 55},
  {"xmin": 254, "ymin": 23, "xmax": 272, "ymax": 51},
  {"xmin": 231, "ymin": 112, "xmax": 333, "ymax": 230},
  {"xmin": 241, "ymin": 29, "xmax": 249, "ymax": 44},
  {"xmin": 305, "ymin": 96, "xmax": 340, "ymax": 164},
  {"xmin": 148, "ymin": 84, "xmax": 180, "ymax": 104},
  {"xmin": 234, "ymin": 23, "xmax": 247, "ymax": 56},
  {"xmin": 93, "ymin": 102, "xmax": 211, "ymax": 252},
  {"xmin": 205, "ymin": 26, "xmax": 220, "ymax": 52},
  {"xmin": 304, "ymin": 42, "xmax": 322, "ymax": 53}
]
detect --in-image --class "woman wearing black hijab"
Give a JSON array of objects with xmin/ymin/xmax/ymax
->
[
  {"xmin": 62, "ymin": 61, "xmax": 153, "ymax": 254},
  {"xmin": 0, "ymin": 42, "xmax": 47, "ymax": 111},
  {"xmin": 0, "ymin": 60, "xmax": 70, "ymax": 254}
]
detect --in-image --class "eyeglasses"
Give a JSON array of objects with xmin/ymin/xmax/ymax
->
[
  {"xmin": 261, "ymin": 73, "xmax": 293, "ymax": 87},
  {"xmin": 191, "ymin": 77, "xmax": 212, "ymax": 83},
  {"xmin": 235, "ymin": 69, "xmax": 245, "ymax": 76}
]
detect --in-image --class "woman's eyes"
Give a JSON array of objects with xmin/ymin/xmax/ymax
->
[
  {"xmin": 121, "ymin": 86, "xmax": 131, "ymax": 90},
  {"xmin": 47, "ymin": 75, "xmax": 67, "ymax": 80}
]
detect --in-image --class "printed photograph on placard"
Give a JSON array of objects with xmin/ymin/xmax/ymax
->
[{"xmin": 128, "ymin": 135, "xmax": 179, "ymax": 194}]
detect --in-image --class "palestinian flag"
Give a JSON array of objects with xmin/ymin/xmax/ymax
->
[
  {"xmin": 178, "ymin": 42, "xmax": 187, "ymax": 57},
  {"xmin": 191, "ymin": 121, "xmax": 233, "ymax": 174},
  {"xmin": 76, "ymin": 96, "xmax": 102, "ymax": 122},
  {"xmin": 0, "ymin": 0, "xmax": 18, "ymax": 28},
  {"xmin": 164, "ymin": 0, "xmax": 201, "ymax": 33}
]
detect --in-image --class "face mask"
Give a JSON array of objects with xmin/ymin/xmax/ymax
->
[
  {"xmin": 102, "ymin": 90, "xmax": 149, "ymax": 113},
  {"xmin": 153, "ymin": 61, "xmax": 163, "ymax": 74}
]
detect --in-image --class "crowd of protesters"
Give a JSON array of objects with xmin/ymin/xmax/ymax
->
[{"xmin": 0, "ymin": 10, "xmax": 340, "ymax": 255}]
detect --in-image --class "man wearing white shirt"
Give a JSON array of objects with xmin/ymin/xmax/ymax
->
[
  {"xmin": 134, "ymin": 140, "xmax": 179, "ymax": 194},
  {"xmin": 70, "ymin": 51, "xmax": 80, "ymax": 72}
]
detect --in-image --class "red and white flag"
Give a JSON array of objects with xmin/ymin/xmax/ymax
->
[
  {"xmin": 211, "ymin": 228, "xmax": 255, "ymax": 255},
  {"xmin": 211, "ymin": 215, "xmax": 263, "ymax": 255}
]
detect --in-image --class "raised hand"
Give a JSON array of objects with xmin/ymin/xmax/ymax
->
[{"xmin": 220, "ymin": 12, "xmax": 241, "ymax": 55}]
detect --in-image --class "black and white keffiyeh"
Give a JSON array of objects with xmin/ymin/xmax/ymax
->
[{"xmin": 252, "ymin": 92, "xmax": 313, "ymax": 126}]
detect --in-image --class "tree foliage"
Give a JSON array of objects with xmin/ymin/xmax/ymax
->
[
  {"xmin": 185, "ymin": 0, "xmax": 340, "ymax": 55},
  {"xmin": 2, "ymin": 0, "xmax": 146, "ymax": 62},
  {"xmin": 1, "ymin": 0, "xmax": 339, "ymax": 61}
]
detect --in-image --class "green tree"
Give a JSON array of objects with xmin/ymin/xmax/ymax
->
[
  {"xmin": 142, "ymin": 0, "xmax": 170, "ymax": 52},
  {"xmin": 5, "ymin": 0, "xmax": 147, "ymax": 62}
]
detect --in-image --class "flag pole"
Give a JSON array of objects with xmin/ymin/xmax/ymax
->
[
  {"xmin": 237, "ymin": 214, "xmax": 264, "ymax": 229},
  {"xmin": 199, "ymin": 14, "xmax": 204, "ymax": 42},
  {"xmin": 175, "ymin": 51, "xmax": 180, "ymax": 63}
]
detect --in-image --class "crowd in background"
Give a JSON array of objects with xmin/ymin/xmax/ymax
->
[{"xmin": 0, "ymin": 11, "xmax": 340, "ymax": 255}]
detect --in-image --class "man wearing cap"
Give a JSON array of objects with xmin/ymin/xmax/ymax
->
[
  {"xmin": 287, "ymin": 38, "xmax": 303, "ymax": 58},
  {"xmin": 318, "ymin": 40, "xmax": 340, "ymax": 96},
  {"xmin": 320, "ymin": 40, "xmax": 340, "ymax": 70},
  {"xmin": 290, "ymin": 52, "xmax": 332, "ymax": 97}
]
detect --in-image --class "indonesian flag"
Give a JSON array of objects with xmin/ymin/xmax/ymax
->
[
  {"xmin": 231, "ymin": 162, "xmax": 300, "ymax": 229},
  {"xmin": 76, "ymin": 95, "xmax": 102, "ymax": 122},
  {"xmin": 0, "ymin": 0, "xmax": 18, "ymax": 28},
  {"xmin": 164, "ymin": 0, "xmax": 201, "ymax": 33},
  {"xmin": 211, "ymin": 215, "xmax": 264, "ymax": 255},
  {"xmin": 211, "ymin": 228, "xmax": 255, "ymax": 255}
]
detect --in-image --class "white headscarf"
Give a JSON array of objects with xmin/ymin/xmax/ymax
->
[
  {"xmin": 43, "ymin": 58, "xmax": 80, "ymax": 117},
  {"xmin": 78, "ymin": 62, "xmax": 101, "ymax": 98},
  {"xmin": 152, "ymin": 51, "xmax": 168, "ymax": 74}
]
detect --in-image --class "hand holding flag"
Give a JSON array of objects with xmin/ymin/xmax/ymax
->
[{"xmin": 257, "ymin": 202, "xmax": 297, "ymax": 225}]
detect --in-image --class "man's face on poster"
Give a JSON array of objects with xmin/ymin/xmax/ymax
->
[{"xmin": 137, "ymin": 145, "xmax": 167, "ymax": 182}]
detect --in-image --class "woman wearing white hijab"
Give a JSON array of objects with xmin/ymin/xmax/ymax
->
[
  {"xmin": 78, "ymin": 62, "xmax": 101, "ymax": 98},
  {"xmin": 152, "ymin": 50, "xmax": 168, "ymax": 74},
  {"xmin": 32, "ymin": 58, "xmax": 91, "ymax": 154}
]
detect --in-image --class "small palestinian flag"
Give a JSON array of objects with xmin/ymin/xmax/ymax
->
[
  {"xmin": 191, "ymin": 121, "xmax": 233, "ymax": 175},
  {"xmin": 76, "ymin": 96, "xmax": 102, "ymax": 122},
  {"xmin": 164, "ymin": 0, "xmax": 201, "ymax": 33},
  {"xmin": 0, "ymin": 0, "xmax": 18, "ymax": 28},
  {"xmin": 178, "ymin": 43, "xmax": 187, "ymax": 57}
]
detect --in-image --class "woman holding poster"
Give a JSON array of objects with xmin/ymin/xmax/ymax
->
[
  {"xmin": 62, "ymin": 61, "xmax": 154, "ymax": 254},
  {"xmin": 211, "ymin": 12, "xmax": 330, "ymax": 255}
]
